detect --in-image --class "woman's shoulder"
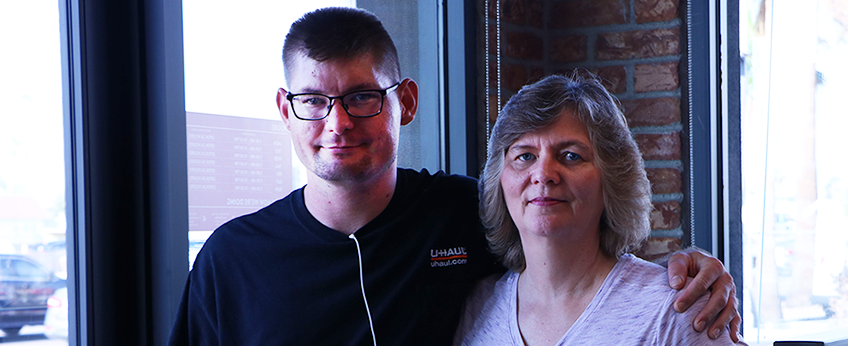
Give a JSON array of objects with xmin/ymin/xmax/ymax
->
[
  {"xmin": 454, "ymin": 271, "xmax": 518, "ymax": 346},
  {"xmin": 590, "ymin": 254, "xmax": 678, "ymax": 315},
  {"xmin": 611, "ymin": 253, "xmax": 674, "ymax": 289},
  {"xmin": 604, "ymin": 255, "xmax": 740, "ymax": 345},
  {"xmin": 465, "ymin": 271, "xmax": 515, "ymax": 307}
]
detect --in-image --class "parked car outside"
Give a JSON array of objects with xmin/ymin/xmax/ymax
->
[
  {"xmin": 0, "ymin": 254, "xmax": 66, "ymax": 336},
  {"xmin": 44, "ymin": 287, "xmax": 68, "ymax": 339}
]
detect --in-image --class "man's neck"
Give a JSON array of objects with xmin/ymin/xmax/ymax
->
[{"xmin": 302, "ymin": 167, "xmax": 398, "ymax": 235}]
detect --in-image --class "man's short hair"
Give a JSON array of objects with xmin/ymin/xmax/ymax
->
[
  {"xmin": 283, "ymin": 7, "xmax": 401, "ymax": 86},
  {"xmin": 480, "ymin": 73, "xmax": 652, "ymax": 272}
]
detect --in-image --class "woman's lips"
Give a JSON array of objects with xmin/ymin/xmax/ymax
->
[{"xmin": 528, "ymin": 197, "xmax": 565, "ymax": 206}]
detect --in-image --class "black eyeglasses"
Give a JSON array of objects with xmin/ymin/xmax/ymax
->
[{"xmin": 285, "ymin": 82, "xmax": 401, "ymax": 120}]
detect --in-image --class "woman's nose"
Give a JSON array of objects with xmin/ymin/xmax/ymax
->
[{"xmin": 531, "ymin": 156, "xmax": 561, "ymax": 185}]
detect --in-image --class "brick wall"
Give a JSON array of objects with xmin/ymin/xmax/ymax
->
[{"xmin": 485, "ymin": 0, "xmax": 685, "ymax": 260}]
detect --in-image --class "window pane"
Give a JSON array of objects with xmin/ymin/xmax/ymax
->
[
  {"xmin": 182, "ymin": 1, "xmax": 436, "ymax": 268},
  {"xmin": 741, "ymin": 0, "xmax": 848, "ymax": 343},
  {"xmin": 182, "ymin": 1, "xmax": 356, "ymax": 268},
  {"xmin": 0, "ymin": 1, "xmax": 69, "ymax": 343}
]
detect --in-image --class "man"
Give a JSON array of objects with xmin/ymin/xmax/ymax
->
[{"xmin": 170, "ymin": 7, "xmax": 740, "ymax": 345}]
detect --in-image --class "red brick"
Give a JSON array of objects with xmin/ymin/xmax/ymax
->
[
  {"xmin": 503, "ymin": 63, "xmax": 529, "ymax": 92},
  {"xmin": 635, "ymin": 132, "xmax": 681, "ymax": 160},
  {"xmin": 553, "ymin": 66, "xmax": 627, "ymax": 94},
  {"xmin": 499, "ymin": 0, "xmax": 544, "ymax": 27},
  {"xmin": 551, "ymin": 67, "xmax": 625, "ymax": 94},
  {"xmin": 487, "ymin": 94, "xmax": 505, "ymax": 124},
  {"xmin": 528, "ymin": 67, "xmax": 545, "ymax": 85},
  {"xmin": 592, "ymin": 66, "xmax": 627, "ymax": 94},
  {"xmin": 488, "ymin": 0, "xmax": 497, "ymax": 19},
  {"xmin": 645, "ymin": 168, "xmax": 682, "ymax": 195},
  {"xmin": 635, "ymin": 237, "xmax": 682, "ymax": 261},
  {"xmin": 634, "ymin": 62, "xmax": 679, "ymax": 92},
  {"xmin": 635, "ymin": 0, "xmax": 680, "ymax": 23},
  {"xmin": 650, "ymin": 201, "xmax": 681, "ymax": 230},
  {"xmin": 488, "ymin": 25, "xmax": 498, "ymax": 56},
  {"xmin": 596, "ymin": 27, "xmax": 681, "ymax": 60},
  {"xmin": 501, "ymin": 0, "xmax": 527, "ymax": 24},
  {"xmin": 488, "ymin": 61, "xmax": 537, "ymax": 93},
  {"xmin": 551, "ymin": 35, "xmax": 588, "ymax": 63},
  {"xmin": 528, "ymin": 1, "xmax": 544, "ymax": 27},
  {"xmin": 504, "ymin": 32, "xmax": 543, "ymax": 60},
  {"xmin": 488, "ymin": 60, "xmax": 497, "ymax": 90},
  {"xmin": 621, "ymin": 97, "xmax": 681, "ymax": 127},
  {"xmin": 551, "ymin": 0, "xmax": 628, "ymax": 28}
]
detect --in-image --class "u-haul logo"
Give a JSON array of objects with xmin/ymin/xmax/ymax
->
[{"xmin": 430, "ymin": 247, "xmax": 468, "ymax": 267}]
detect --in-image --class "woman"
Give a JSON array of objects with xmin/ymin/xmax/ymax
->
[{"xmin": 454, "ymin": 74, "xmax": 743, "ymax": 345}]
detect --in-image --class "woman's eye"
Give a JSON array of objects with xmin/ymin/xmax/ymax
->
[
  {"xmin": 517, "ymin": 153, "xmax": 535, "ymax": 161},
  {"xmin": 564, "ymin": 152, "xmax": 582, "ymax": 161}
]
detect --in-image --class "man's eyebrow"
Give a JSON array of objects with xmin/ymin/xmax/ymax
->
[
  {"xmin": 294, "ymin": 83, "xmax": 382, "ymax": 96},
  {"xmin": 343, "ymin": 83, "xmax": 383, "ymax": 93}
]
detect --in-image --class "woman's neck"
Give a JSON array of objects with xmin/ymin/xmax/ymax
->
[
  {"xmin": 519, "ymin": 228, "xmax": 616, "ymax": 295},
  {"xmin": 519, "ymin": 242, "xmax": 616, "ymax": 302},
  {"xmin": 515, "ymin": 235, "xmax": 617, "ymax": 346}
]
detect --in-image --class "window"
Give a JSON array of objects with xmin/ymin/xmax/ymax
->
[
  {"xmin": 11, "ymin": 259, "xmax": 52, "ymax": 281},
  {"xmin": 182, "ymin": 0, "xmax": 354, "ymax": 267},
  {"xmin": 50, "ymin": 0, "xmax": 479, "ymax": 343},
  {"xmin": 182, "ymin": 1, "xmax": 459, "ymax": 266},
  {"xmin": 0, "ymin": 1, "xmax": 69, "ymax": 342},
  {"xmin": 739, "ymin": 0, "xmax": 848, "ymax": 343}
]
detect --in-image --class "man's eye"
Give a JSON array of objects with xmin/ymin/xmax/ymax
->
[
  {"xmin": 346, "ymin": 92, "xmax": 380, "ymax": 104},
  {"xmin": 298, "ymin": 96, "xmax": 327, "ymax": 107}
]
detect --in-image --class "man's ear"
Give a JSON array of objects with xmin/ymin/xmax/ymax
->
[
  {"xmin": 398, "ymin": 78, "xmax": 418, "ymax": 126},
  {"xmin": 276, "ymin": 88, "xmax": 292, "ymax": 130}
]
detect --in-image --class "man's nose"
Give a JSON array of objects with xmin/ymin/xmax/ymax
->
[{"xmin": 325, "ymin": 99, "xmax": 354, "ymax": 134}]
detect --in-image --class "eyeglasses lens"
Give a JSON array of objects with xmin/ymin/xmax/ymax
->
[{"xmin": 291, "ymin": 91, "xmax": 383, "ymax": 119}]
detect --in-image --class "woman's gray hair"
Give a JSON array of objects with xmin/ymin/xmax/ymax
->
[{"xmin": 480, "ymin": 73, "xmax": 652, "ymax": 272}]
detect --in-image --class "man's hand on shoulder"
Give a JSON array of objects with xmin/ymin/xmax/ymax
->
[{"xmin": 666, "ymin": 248, "xmax": 741, "ymax": 343}]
